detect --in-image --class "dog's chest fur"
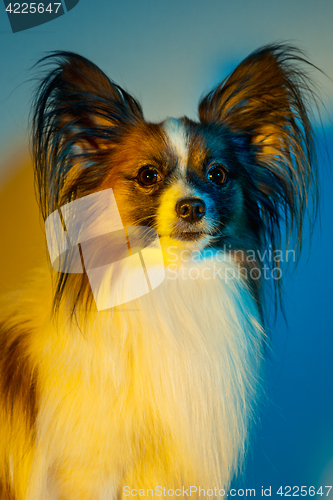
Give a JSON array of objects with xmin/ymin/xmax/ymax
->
[{"xmin": 14, "ymin": 255, "xmax": 264, "ymax": 498}]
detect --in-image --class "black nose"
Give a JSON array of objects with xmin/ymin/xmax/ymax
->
[{"xmin": 175, "ymin": 197, "xmax": 206, "ymax": 223}]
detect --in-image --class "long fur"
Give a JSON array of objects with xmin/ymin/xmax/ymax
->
[
  {"xmin": 1, "ymin": 257, "xmax": 264, "ymax": 498},
  {"xmin": 0, "ymin": 44, "xmax": 319, "ymax": 499}
]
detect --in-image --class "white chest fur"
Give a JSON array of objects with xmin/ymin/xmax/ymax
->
[{"xmin": 29, "ymin": 253, "xmax": 264, "ymax": 499}]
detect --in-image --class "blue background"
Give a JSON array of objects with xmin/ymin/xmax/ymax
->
[{"xmin": 0, "ymin": 0, "xmax": 332, "ymax": 496}]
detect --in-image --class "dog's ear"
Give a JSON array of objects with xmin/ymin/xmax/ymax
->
[
  {"xmin": 199, "ymin": 44, "xmax": 319, "ymax": 254},
  {"xmin": 199, "ymin": 44, "xmax": 314, "ymax": 147},
  {"xmin": 32, "ymin": 52, "xmax": 143, "ymax": 219}
]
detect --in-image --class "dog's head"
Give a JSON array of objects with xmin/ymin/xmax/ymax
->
[{"xmin": 32, "ymin": 45, "xmax": 318, "ymax": 312}]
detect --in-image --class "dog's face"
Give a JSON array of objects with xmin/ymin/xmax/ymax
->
[{"xmin": 102, "ymin": 117, "xmax": 251, "ymax": 252}]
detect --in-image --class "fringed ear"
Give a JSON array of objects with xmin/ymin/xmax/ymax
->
[
  {"xmin": 199, "ymin": 44, "xmax": 319, "ymax": 258},
  {"xmin": 32, "ymin": 51, "xmax": 143, "ymax": 220}
]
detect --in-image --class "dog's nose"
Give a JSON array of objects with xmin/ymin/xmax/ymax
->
[{"xmin": 175, "ymin": 198, "xmax": 206, "ymax": 223}]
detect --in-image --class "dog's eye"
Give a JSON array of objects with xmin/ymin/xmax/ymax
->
[
  {"xmin": 207, "ymin": 164, "xmax": 227, "ymax": 185},
  {"xmin": 137, "ymin": 166, "xmax": 159, "ymax": 187}
]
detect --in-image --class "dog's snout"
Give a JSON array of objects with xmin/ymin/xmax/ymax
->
[{"xmin": 175, "ymin": 198, "xmax": 206, "ymax": 223}]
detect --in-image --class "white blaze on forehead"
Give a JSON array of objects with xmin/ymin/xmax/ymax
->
[{"xmin": 163, "ymin": 118, "xmax": 189, "ymax": 176}]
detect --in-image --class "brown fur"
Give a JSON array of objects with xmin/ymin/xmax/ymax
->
[{"xmin": 0, "ymin": 323, "xmax": 38, "ymax": 433}]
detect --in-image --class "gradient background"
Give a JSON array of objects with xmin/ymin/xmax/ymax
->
[{"xmin": 0, "ymin": 0, "xmax": 333, "ymax": 496}]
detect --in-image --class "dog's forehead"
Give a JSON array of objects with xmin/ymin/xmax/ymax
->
[
  {"xmin": 162, "ymin": 117, "xmax": 207, "ymax": 176},
  {"xmin": 163, "ymin": 118, "xmax": 189, "ymax": 166}
]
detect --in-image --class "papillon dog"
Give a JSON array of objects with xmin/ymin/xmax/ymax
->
[{"xmin": 0, "ymin": 44, "xmax": 318, "ymax": 499}]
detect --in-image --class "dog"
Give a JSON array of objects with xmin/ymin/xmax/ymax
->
[{"xmin": 0, "ymin": 44, "xmax": 318, "ymax": 499}]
